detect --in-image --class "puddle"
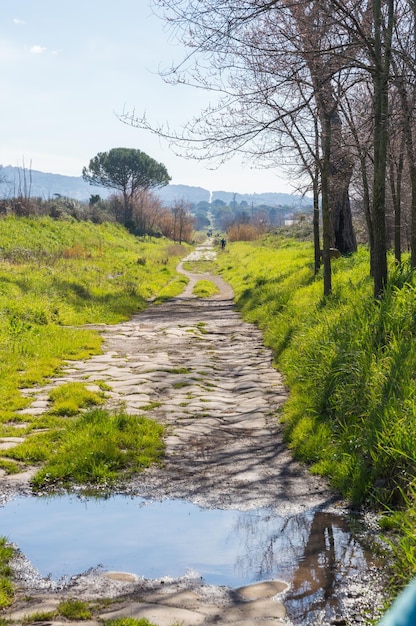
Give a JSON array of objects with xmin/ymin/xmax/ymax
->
[{"xmin": 0, "ymin": 494, "xmax": 376, "ymax": 598}]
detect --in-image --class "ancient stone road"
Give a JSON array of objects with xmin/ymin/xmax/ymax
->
[
  {"xmin": 3, "ymin": 240, "xmax": 384, "ymax": 625},
  {"xmin": 16, "ymin": 239, "xmax": 331, "ymax": 512}
]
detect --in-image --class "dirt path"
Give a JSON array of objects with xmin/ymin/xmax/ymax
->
[{"xmin": 2, "ymin": 240, "xmax": 384, "ymax": 625}]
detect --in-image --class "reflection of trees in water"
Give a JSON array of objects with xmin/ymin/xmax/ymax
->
[
  {"xmin": 233, "ymin": 510, "xmax": 305, "ymax": 581},
  {"xmin": 284, "ymin": 513, "xmax": 353, "ymax": 621},
  {"xmin": 231, "ymin": 509, "xmax": 371, "ymax": 622}
]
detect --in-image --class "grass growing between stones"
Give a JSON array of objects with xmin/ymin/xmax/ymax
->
[
  {"xmin": 26, "ymin": 407, "xmax": 165, "ymax": 490},
  {"xmin": 21, "ymin": 599, "xmax": 93, "ymax": 623},
  {"xmin": 216, "ymin": 235, "xmax": 416, "ymax": 589},
  {"xmin": 19, "ymin": 609, "xmax": 179, "ymax": 626},
  {"xmin": 48, "ymin": 381, "xmax": 106, "ymax": 416},
  {"xmin": 20, "ymin": 601, "xmax": 161, "ymax": 624},
  {"xmin": 193, "ymin": 279, "xmax": 220, "ymax": 298},
  {"xmin": 20, "ymin": 606, "xmax": 168, "ymax": 625},
  {"xmin": 182, "ymin": 259, "xmax": 217, "ymax": 273},
  {"xmin": 57, "ymin": 598, "xmax": 92, "ymax": 620},
  {"xmin": 106, "ymin": 617, "xmax": 166, "ymax": 626}
]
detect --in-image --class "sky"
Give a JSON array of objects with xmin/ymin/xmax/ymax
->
[{"xmin": 0, "ymin": 0, "xmax": 294, "ymax": 194}]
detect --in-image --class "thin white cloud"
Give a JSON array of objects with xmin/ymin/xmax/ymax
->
[
  {"xmin": 30, "ymin": 45, "xmax": 46, "ymax": 54},
  {"xmin": 13, "ymin": 18, "xmax": 25, "ymax": 25}
]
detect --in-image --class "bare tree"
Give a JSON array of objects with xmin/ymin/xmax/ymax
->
[
  {"xmin": 121, "ymin": 0, "xmax": 360, "ymax": 297},
  {"xmin": 132, "ymin": 189, "xmax": 168, "ymax": 236},
  {"xmin": 387, "ymin": 92, "xmax": 406, "ymax": 263},
  {"xmin": 326, "ymin": 0, "xmax": 394, "ymax": 296},
  {"xmin": 371, "ymin": 0, "xmax": 394, "ymax": 296},
  {"xmin": 390, "ymin": 0, "xmax": 416, "ymax": 267},
  {"xmin": 284, "ymin": 2, "xmax": 357, "ymax": 262},
  {"xmin": 123, "ymin": 0, "xmax": 415, "ymax": 296},
  {"xmin": 171, "ymin": 199, "xmax": 195, "ymax": 243},
  {"xmin": 340, "ymin": 83, "xmax": 375, "ymax": 272}
]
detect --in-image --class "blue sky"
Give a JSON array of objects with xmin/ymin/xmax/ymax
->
[{"xmin": 0, "ymin": 1, "xmax": 292, "ymax": 193}]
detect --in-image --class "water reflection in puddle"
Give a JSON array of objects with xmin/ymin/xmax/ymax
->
[{"xmin": 0, "ymin": 495, "xmax": 374, "ymax": 595}]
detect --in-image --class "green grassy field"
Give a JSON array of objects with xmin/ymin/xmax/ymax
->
[
  {"xmin": 0, "ymin": 216, "xmax": 188, "ymax": 424},
  {"xmin": 0, "ymin": 218, "xmax": 189, "ymax": 477},
  {"xmin": 217, "ymin": 235, "xmax": 416, "ymax": 588}
]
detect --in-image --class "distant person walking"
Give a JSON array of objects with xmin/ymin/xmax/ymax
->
[{"xmin": 221, "ymin": 238, "xmax": 226, "ymax": 250}]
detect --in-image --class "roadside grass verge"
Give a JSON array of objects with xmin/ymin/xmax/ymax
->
[
  {"xmin": 216, "ymin": 235, "xmax": 416, "ymax": 586},
  {"xmin": 0, "ymin": 538, "xmax": 14, "ymax": 609},
  {"xmin": 0, "ymin": 216, "xmax": 187, "ymax": 607}
]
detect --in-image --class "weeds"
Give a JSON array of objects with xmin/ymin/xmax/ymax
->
[
  {"xmin": 139, "ymin": 401, "xmax": 163, "ymax": 411},
  {"xmin": 22, "ymin": 610, "xmax": 56, "ymax": 623},
  {"xmin": 21, "ymin": 599, "xmax": 92, "ymax": 623},
  {"xmin": 105, "ymin": 619, "xmax": 159, "ymax": 626},
  {"xmin": 162, "ymin": 367, "xmax": 191, "ymax": 374},
  {"xmin": 183, "ymin": 259, "xmax": 217, "ymax": 273},
  {"xmin": 57, "ymin": 598, "xmax": 92, "ymax": 620}
]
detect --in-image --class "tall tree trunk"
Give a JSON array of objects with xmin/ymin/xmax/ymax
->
[
  {"xmin": 372, "ymin": 0, "xmax": 393, "ymax": 297},
  {"xmin": 322, "ymin": 112, "xmax": 333, "ymax": 296},
  {"xmin": 362, "ymin": 157, "xmax": 375, "ymax": 276},
  {"xmin": 410, "ymin": 172, "xmax": 416, "ymax": 266},
  {"xmin": 313, "ymin": 116, "xmax": 321, "ymax": 274},
  {"xmin": 122, "ymin": 189, "xmax": 133, "ymax": 225},
  {"xmin": 391, "ymin": 61, "xmax": 416, "ymax": 265},
  {"xmin": 313, "ymin": 172, "xmax": 321, "ymax": 274},
  {"xmin": 409, "ymin": 0, "xmax": 416, "ymax": 267},
  {"xmin": 327, "ymin": 110, "xmax": 357, "ymax": 254},
  {"xmin": 389, "ymin": 147, "xmax": 404, "ymax": 264},
  {"xmin": 288, "ymin": 2, "xmax": 357, "ymax": 257}
]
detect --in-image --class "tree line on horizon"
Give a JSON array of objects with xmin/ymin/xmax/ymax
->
[{"xmin": 0, "ymin": 146, "xmax": 315, "ymax": 244}]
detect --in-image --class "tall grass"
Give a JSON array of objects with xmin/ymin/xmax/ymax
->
[{"xmin": 217, "ymin": 236, "xmax": 416, "ymax": 585}]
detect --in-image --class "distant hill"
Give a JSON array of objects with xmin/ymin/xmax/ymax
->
[
  {"xmin": 156, "ymin": 184, "xmax": 210, "ymax": 205},
  {"xmin": 210, "ymin": 190, "xmax": 312, "ymax": 208},
  {"xmin": 0, "ymin": 165, "xmax": 108, "ymax": 202},
  {"xmin": 0, "ymin": 164, "xmax": 311, "ymax": 208}
]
